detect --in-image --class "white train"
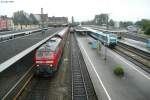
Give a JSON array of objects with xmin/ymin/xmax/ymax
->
[{"xmin": 85, "ymin": 27, "xmax": 117, "ymax": 48}]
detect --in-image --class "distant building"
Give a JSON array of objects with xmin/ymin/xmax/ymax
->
[
  {"xmin": 127, "ymin": 25, "xmax": 140, "ymax": 33},
  {"xmin": 33, "ymin": 14, "xmax": 68, "ymax": 27},
  {"xmin": 0, "ymin": 16, "xmax": 14, "ymax": 31},
  {"xmin": 114, "ymin": 21, "xmax": 120, "ymax": 28},
  {"xmin": 48, "ymin": 16, "xmax": 68, "ymax": 26},
  {"xmin": 33, "ymin": 14, "xmax": 48, "ymax": 27},
  {"xmin": 71, "ymin": 16, "xmax": 74, "ymax": 24},
  {"xmin": 33, "ymin": 14, "xmax": 48, "ymax": 22},
  {"xmin": 7, "ymin": 17, "xmax": 14, "ymax": 30}
]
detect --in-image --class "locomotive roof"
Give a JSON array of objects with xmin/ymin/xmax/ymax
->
[
  {"xmin": 57, "ymin": 29, "xmax": 66, "ymax": 36},
  {"xmin": 87, "ymin": 27, "xmax": 117, "ymax": 37},
  {"xmin": 38, "ymin": 37, "xmax": 61, "ymax": 52}
]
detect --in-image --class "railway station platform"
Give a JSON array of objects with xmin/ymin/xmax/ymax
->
[
  {"xmin": 76, "ymin": 35, "xmax": 150, "ymax": 100},
  {"xmin": 74, "ymin": 26, "xmax": 90, "ymax": 36},
  {"xmin": 119, "ymin": 38, "xmax": 150, "ymax": 53}
]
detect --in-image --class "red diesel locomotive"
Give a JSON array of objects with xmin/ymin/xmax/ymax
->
[{"xmin": 34, "ymin": 28, "xmax": 68, "ymax": 76}]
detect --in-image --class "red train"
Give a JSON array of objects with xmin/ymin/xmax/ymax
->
[{"xmin": 34, "ymin": 28, "xmax": 69, "ymax": 76}]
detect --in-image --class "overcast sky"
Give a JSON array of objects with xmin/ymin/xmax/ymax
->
[{"xmin": 0, "ymin": 0, "xmax": 150, "ymax": 22}]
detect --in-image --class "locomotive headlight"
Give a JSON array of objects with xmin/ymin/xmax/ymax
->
[
  {"xmin": 46, "ymin": 61, "xmax": 53, "ymax": 63},
  {"xmin": 50, "ymin": 64, "xmax": 53, "ymax": 67},
  {"xmin": 49, "ymin": 61, "xmax": 54, "ymax": 63}
]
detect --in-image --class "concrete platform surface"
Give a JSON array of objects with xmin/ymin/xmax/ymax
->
[{"xmin": 77, "ymin": 35, "xmax": 150, "ymax": 100}]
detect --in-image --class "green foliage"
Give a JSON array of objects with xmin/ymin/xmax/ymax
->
[
  {"xmin": 145, "ymin": 26, "xmax": 150, "ymax": 35},
  {"xmin": 109, "ymin": 19, "xmax": 115, "ymax": 27},
  {"xmin": 12, "ymin": 11, "xmax": 39, "ymax": 25},
  {"xmin": 29, "ymin": 13, "xmax": 39, "ymax": 25},
  {"xmin": 135, "ymin": 19, "xmax": 150, "ymax": 29},
  {"xmin": 113, "ymin": 66, "xmax": 124, "ymax": 76},
  {"xmin": 135, "ymin": 19, "xmax": 150, "ymax": 35},
  {"xmin": 13, "ymin": 10, "xmax": 30, "ymax": 25}
]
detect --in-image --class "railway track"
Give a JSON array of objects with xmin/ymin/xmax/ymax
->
[
  {"xmin": 1, "ymin": 65, "xmax": 34, "ymax": 100},
  {"xmin": 0, "ymin": 49, "xmax": 34, "ymax": 100},
  {"xmin": 16, "ymin": 31, "xmax": 71, "ymax": 100},
  {"xmin": 86, "ymin": 30, "xmax": 150, "ymax": 73},
  {"xmin": 117, "ymin": 41, "xmax": 150, "ymax": 60},
  {"xmin": 2, "ymin": 32, "xmax": 97, "ymax": 100},
  {"xmin": 70, "ymin": 33, "xmax": 97, "ymax": 100},
  {"xmin": 114, "ymin": 42, "xmax": 150, "ymax": 73},
  {"xmin": 0, "ymin": 28, "xmax": 69, "ymax": 100},
  {"xmin": 19, "ymin": 77, "xmax": 52, "ymax": 100}
]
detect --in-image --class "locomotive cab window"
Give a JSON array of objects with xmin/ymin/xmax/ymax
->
[
  {"xmin": 36, "ymin": 51, "xmax": 43, "ymax": 57},
  {"xmin": 45, "ymin": 51, "xmax": 51, "ymax": 58}
]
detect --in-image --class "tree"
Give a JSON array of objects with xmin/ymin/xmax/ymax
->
[
  {"xmin": 135, "ymin": 19, "xmax": 150, "ymax": 35},
  {"xmin": 29, "ymin": 13, "xmax": 38, "ymax": 25},
  {"xmin": 109, "ymin": 19, "xmax": 115, "ymax": 27},
  {"xmin": 119, "ymin": 21, "xmax": 133, "ymax": 28},
  {"xmin": 145, "ymin": 26, "xmax": 150, "ymax": 35},
  {"xmin": 135, "ymin": 19, "xmax": 149, "ymax": 29},
  {"xmin": 12, "ymin": 10, "xmax": 30, "ymax": 26}
]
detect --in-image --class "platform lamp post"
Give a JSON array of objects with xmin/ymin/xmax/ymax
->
[
  {"xmin": 104, "ymin": 14, "xmax": 109, "ymax": 61},
  {"xmin": 41, "ymin": 8, "xmax": 44, "ymax": 33},
  {"xmin": 104, "ymin": 42, "xmax": 107, "ymax": 61}
]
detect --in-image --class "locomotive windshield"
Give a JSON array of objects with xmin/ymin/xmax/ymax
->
[
  {"xmin": 45, "ymin": 51, "xmax": 51, "ymax": 58},
  {"xmin": 36, "ymin": 39, "xmax": 60, "ymax": 58},
  {"xmin": 46, "ymin": 38, "xmax": 61, "ymax": 52},
  {"xmin": 109, "ymin": 34, "xmax": 116, "ymax": 38},
  {"xmin": 36, "ymin": 51, "xmax": 43, "ymax": 57},
  {"xmin": 36, "ymin": 50, "xmax": 52, "ymax": 58},
  {"xmin": 36, "ymin": 46, "xmax": 53, "ymax": 58}
]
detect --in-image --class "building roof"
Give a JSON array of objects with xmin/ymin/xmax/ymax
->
[
  {"xmin": 48, "ymin": 16, "xmax": 68, "ymax": 24},
  {"xmin": 33, "ymin": 14, "xmax": 48, "ymax": 21},
  {"xmin": 38, "ymin": 37, "xmax": 61, "ymax": 52}
]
